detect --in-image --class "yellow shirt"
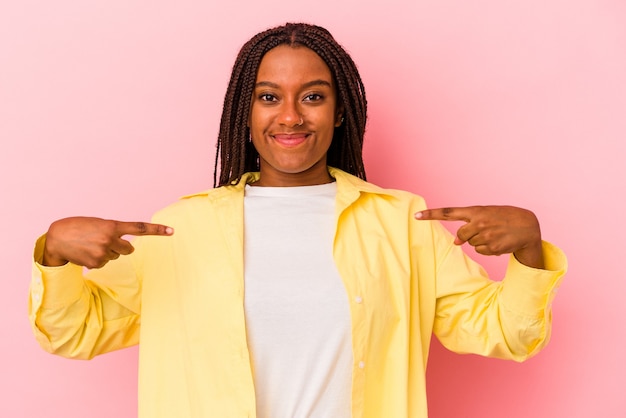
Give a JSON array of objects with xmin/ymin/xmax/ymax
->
[{"xmin": 29, "ymin": 168, "xmax": 567, "ymax": 418}]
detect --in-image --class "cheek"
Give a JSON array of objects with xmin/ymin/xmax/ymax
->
[
  {"xmin": 249, "ymin": 108, "xmax": 271, "ymax": 134},
  {"xmin": 248, "ymin": 114, "xmax": 261, "ymax": 137}
]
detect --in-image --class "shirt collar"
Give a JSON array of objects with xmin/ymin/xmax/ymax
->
[{"xmin": 180, "ymin": 167, "xmax": 394, "ymax": 202}]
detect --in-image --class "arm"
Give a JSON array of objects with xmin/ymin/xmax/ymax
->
[
  {"xmin": 29, "ymin": 217, "xmax": 173, "ymax": 359},
  {"xmin": 415, "ymin": 206, "xmax": 567, "ymax": 361}
]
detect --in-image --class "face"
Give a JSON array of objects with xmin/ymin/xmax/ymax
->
[{"xmin": 249, "ymin": 45, "xmax": 343, "ymax": 186}]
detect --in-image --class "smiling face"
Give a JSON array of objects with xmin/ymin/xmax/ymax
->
[{"xmin": 249, "ymin": 45, "xmax": 343, "ymax": 186}]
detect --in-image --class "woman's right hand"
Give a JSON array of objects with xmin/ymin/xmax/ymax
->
[{"xmin": 42, "ymin": 217, "xmax": 173, "ymax": 268}]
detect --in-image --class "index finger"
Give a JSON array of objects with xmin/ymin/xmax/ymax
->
[
  {"xmin": 414, "ymin": 207, "xmax": 477, "ymax": 222},
  {"xmin": 115, "ymin": 221, "xmax": 174, "ymax": 236}
]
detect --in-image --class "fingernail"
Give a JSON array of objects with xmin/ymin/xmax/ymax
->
[
  {"xmin": 165, "ymin": 227, "xmax": 174, "ymax": 235},
  {"xmin": 414, "ymin": 212, "xmax": 423, "ymax": 219}
]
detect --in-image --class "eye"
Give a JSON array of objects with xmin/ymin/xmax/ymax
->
[
  {"xmin": 258, "ymin": 93, "xmax": 278, "ymax": 102},
  {"xmin": 303, "ymin": 93, "xmax": 323, "ymax": 102}
]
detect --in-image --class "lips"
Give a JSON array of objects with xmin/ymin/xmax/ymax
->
[{"xmin": 272, "ymin": 133, "xmax": 309, "ymax": 147}]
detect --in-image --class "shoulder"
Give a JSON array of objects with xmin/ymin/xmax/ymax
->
[
  {"xmin": 330, "ymin": 167, "xmax": 427, "ymax": 210},
  {"xmin": 151, "ymin": 173, "xmax": 257, "ymax": 223}
]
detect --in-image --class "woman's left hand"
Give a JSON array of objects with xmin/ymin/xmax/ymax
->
[{"xmin": 415, "ymin": 205, "xmax": 544, "ymax": 269}]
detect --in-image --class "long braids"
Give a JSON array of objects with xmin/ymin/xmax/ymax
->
[{"xmin": 214, "ymin": 23, "xmax": 367, "ymax": 187}]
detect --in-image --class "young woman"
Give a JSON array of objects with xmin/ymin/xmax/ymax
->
[{"xmin": 30, "ymin": 23, "xmax": 566, "ymax": 418}]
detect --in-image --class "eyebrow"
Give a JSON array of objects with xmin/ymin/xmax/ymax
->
[{"xmin": 255, "ymin": 79, "xmax": 333, "ymax": 89}]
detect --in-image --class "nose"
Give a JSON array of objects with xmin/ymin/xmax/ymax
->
[{"xmin": 277, "ymin": 100, "xmax": 303, "ymax": 127}]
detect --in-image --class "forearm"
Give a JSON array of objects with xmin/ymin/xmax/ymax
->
[
  {"xmin": 29, "ymin": 235, "xmax": 141, "ymax": 359},
  {"xmin": 434, "ymin": 240, "xmax": 567, "ymax": 361}
]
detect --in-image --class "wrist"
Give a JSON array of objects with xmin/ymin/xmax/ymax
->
[
  {"xmin": 513, "ymin": 241, "xmax": 545, "ymax": 269},
  {"xmin": 42, "ymin": 242, "xmax": 68, "ymax": 267}
]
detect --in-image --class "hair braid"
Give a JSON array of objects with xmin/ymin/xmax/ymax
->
[{"xmin": 214, "ymin": 23, "xmax": 368, "ymax": 187}]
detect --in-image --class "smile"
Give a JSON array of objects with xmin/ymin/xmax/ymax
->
[{"xmin": 271, "ymin": 133, "xmax": 309, "ymax": 147}]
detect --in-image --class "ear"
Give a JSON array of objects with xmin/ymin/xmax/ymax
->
[{"xmin": 335, "ymin": 106, "xmax": 345, "ymax": 127}]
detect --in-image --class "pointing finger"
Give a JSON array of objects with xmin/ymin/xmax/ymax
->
[
  {"xmin": 114, "ymin": 221, "xmax": 174, "ymax": 237},
  {"xmin": 414, "ymin": 207, "xmax": 477, "ymax": 222}
]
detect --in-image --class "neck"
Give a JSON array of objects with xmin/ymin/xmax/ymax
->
[{"xmin": 253, "ymin": 162, "xmax": 333, "ymax": 187}]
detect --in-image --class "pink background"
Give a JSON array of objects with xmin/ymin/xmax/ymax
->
[{"xmin": 1, "ymin": 1, "xmax": 625, "ymax": 417}]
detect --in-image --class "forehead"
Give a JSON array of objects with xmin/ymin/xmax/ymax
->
[{"xmin": 255, "ymin": 45, "xmax": 333, "ymax": 85}]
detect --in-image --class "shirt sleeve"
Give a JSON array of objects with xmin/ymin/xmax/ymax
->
[
  {"xmin": 28, "ymin": 234, "xmax": 142, "ymax": 360},
  {"xmin": 431, "ymin": 221, "xmax": 567, "ymax": 362}
]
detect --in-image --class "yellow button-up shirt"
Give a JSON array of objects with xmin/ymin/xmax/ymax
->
[{"xmin": 29, "ymin": 168, "xmax": 567, "ymax": 418}]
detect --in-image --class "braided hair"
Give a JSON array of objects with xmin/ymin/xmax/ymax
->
[{"xmin": 214, "ymin": 22, "xmax": 368, "ymax": 187}]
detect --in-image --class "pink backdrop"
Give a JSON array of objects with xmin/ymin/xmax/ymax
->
[{"xmin": 2, "ymin": 1, "xmax": 625, "ymax": 417}]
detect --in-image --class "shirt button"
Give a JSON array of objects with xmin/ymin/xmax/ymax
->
[
  {"xmin": 33, "ymin": 293, "xmax": 41, "ymax": 302},
  {"xmin": 355, "ymin": 296, "xmax": 363, "ymax": 304},
  {"xmin": 358, "ymin": 361, "xmax": 365, "ymax": 369}
]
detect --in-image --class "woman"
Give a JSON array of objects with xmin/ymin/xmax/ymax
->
[{"xmin": 29, "ymin": 23, "xmax": 566, "ymax": 418}]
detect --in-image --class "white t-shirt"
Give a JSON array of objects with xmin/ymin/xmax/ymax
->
[{"xmin": 244, "ymin": 182, "xmax": 353, "ymax": 418}]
